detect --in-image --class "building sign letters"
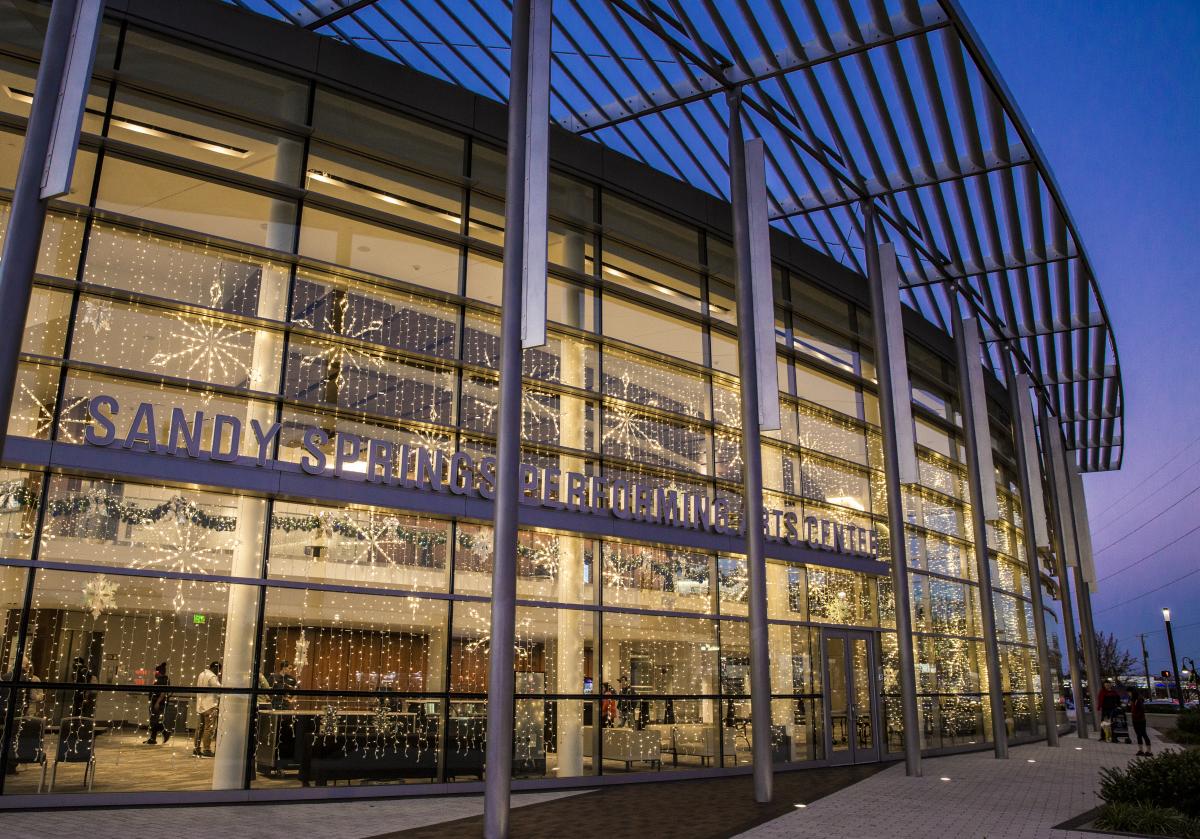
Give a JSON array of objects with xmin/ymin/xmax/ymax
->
[{"xmin": 83, "ymin": 395, "xmax": 879, "ymax": 560}]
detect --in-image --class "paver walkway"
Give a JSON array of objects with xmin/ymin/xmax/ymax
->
[
  {"xmin": 0, "ymin": 728, "xmax": 1175, "ymax": 839},
  {"xmin": 738, "ymin": 728, "xmax": 1178, "ymax": 839}
]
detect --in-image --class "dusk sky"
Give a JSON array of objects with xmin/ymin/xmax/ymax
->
[{"xmin": 962, "ymin": 1, "xmax": 1200, "ymax": 681}]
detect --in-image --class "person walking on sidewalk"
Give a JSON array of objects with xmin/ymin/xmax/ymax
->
[{"xmin": 1128, "ymin": 686, "xmax": 1152, "ymax": 756}]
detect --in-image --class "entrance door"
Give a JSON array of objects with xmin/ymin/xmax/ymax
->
[{"xmin": 823, "ymin": 629, "xmax": 880, "ymax": 765}]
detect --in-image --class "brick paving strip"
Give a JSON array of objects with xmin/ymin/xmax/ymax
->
[
  {"xmin": 365, "ymin": 764, "xmax": 888, "ymax": 839},
  {"xmin": 735, "ymin": 728, "xmax": 1180, "ymax": 839}
]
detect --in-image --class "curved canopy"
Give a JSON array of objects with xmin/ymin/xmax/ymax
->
[{"xmin": 226, "ymin": 0, "xmax": 1123, "ymax": 471}]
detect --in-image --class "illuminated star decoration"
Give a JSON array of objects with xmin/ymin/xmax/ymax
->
[
  {"xmin": 149, "ymin": 312, "xmax": 255, "ymax": 388},
  {"xmin": 295, "ymin": 292, "xmax": 385, "ymax": 391},
  {"xmin": 83, "ymin": 574, "xmax": 118, "ymax": 618}
]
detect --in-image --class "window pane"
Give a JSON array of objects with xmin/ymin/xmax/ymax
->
[
  {"xmin": 602, "ymin": 542, "xmax": 712, "ymax": 612},
  {"xmin": 0, "ymin": 469, "xmax": 39, "ymax": 558},
  {"xmin": 110, "ymin": 88, "xmax": 303, "ymax": 183},
  {"xmin": 299, "ymin": 206, "xmax": 461, "ymax": 295},
  {"xmin": 21, "ymin": 285, "xmax": 71, "ymax": 356},
  {"xmin": 83, "ymin": 223, "xmax": 290, "ymax": 319},
  {"xmin": 602, "ymin": 295, "xmax": 702, "ymax": 364},
  {"xmin": 39, "ymin": 477, "xmax": 267, "ymax": 577},
  {"xmin": 260, "ymin": 587, "xmax": 448, "ymax": 692},
  {"xmin": 307, "ymin": 142, "xmax": 462, "ymax": 232},
  {"xmin": 291, "ymin": 268, "xmax": 458, "ymax": 359},
  {"xmin": 69, "ymin": 296, "xmax": 283, "ymax": 392},
  {"xmin": 315, "ymin": 88, "xmax": 464, "ymax": 178},
  {"xmin": 96, "ymin": 157, "xmax": 295, "ymax": 250},
  {"xmin": 454, "ymin": 525, "xmax": 593, "ymax": 604}
]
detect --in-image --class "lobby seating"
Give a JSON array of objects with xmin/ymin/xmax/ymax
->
[
  {"xmin": 49, "ymin": 717, "xmax": 97, "ymax": 791},
  {"xmin": 666, "ymin": 724, "xmax": 737, "ymax": 767},
  {"xmin": 10, "ymin": 716, "xmax": 48, "ymax": 793},
  {"xmin": 581, "ymin": 726, "xmax": 661, "ymax": 770}
]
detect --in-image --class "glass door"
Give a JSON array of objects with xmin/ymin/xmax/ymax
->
[{"xmin": 822, "ymin": 629, "xmax": 880, "ymax": 765}]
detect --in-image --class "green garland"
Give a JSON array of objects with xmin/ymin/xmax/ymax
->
[
  {"xmin": 45, "ymin": 494, "xmax": 238, "ymax": 531},
  {"xmin": 271, "ymin": 513, "xmax": 448, "ymax": 550}
]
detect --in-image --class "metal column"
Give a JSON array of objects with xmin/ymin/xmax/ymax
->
[
  {"xmin": 0, "ymin": 0, "xmax": 89, "ymax": 459},
  {"xmin": 483, "ymin": 0, "xmax": 551, "ymax": 835},
  {"xmin": 1040, "ymin": 401, "xmax": 1088, "ymax": 739},
  {"xmin": 951, "ymin": 306, "xmax": 1007, "ymax": 758},
  {"xmin": 862, "ymin": 207, "xmax": 922, "ymax": 776},
  {"xmin": 1066, "ymin": 462, "xmax": 1104, "ymax": 730},
  {"xmin": 726, "ymin": 89, "xmax": 774, "ymax": 804},
  {"xmin": 1005, "ymin": 359, "xmax": 1059, "ymax": 746}
]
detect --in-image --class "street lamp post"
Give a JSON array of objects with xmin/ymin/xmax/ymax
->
[{"xmin": 1163, "ymin": 608, "xmax": 1182, "ymax": 706}]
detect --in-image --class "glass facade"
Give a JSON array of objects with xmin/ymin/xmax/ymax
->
[{"xmin": 0, "ymin": 0, "xmax": 1063, "ymax": 801}]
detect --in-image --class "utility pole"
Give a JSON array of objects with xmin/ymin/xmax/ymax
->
[{"xmin": 1139, "ymin": 634, "xmax": 1151, "ymax": 697}]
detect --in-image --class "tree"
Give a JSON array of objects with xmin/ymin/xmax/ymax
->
[{"xmin": 1079, "ymin": 631, "xmax": 1138, "ymax": 682}]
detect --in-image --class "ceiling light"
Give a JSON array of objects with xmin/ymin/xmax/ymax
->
[
  {"xmin": 307, "ymin": 170, "xmax": 342, "ymax": 186},
  {"xmin": 4, "ymin": 85, "xmax": 33, "ymax": 105},
  {"xmin": 109, "ymin": 116, "xmax": 251, "ymax": 158},
  {"xmin": 940, "ymin": 776, "xmax": 951, "ymax": 781}
]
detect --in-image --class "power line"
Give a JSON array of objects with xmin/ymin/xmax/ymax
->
[
  {"xmin": 1091, "ymin": 432, "xmax": 1200, "ymax": 521},
  {"xmin": 1092, "ymin": 450, "xmax": 1200, "ymax": 536},
  {"xmin": 1097, "ymin": 521, "xmax": 1200, "ymax": 582},
  {"xmin": 1092, "ymin": 483, "xmax": 1200, "ymax": 555},
  {"xmin": 1095, "ymin": 564, "xmax": 1200, "ymax": 614},
  {"xmin": 1119, "ymin": 619, "xmax": 1200, "ymax": 646}
]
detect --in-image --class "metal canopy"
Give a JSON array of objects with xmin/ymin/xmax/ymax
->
[{"xmin": 226, "ymin": 0, "xmax": 1124, "ymax": 471}]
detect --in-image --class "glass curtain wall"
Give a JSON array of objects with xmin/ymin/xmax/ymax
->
[{"xmin": 0, "ymin": 0, "xmax": 1056, "ymax": 798}]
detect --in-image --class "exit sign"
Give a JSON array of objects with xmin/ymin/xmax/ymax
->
[{"xmin": 193, "ymin": 614, "xmax": 206, "ymax": 625}]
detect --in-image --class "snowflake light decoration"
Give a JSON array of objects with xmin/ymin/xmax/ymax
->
[
  {"xmin": 79, "ymin": 298, "xmax": 113, "ymax": 334},
  {"xmin": 83, "ymin": 574, "xmax": 118, "ymax": 618},
  {"xmin": 350, "ymin": 512, "xmax": 405, "ymax": 566},
  {"xmin": 150, "ymin": 313, "xmax": 255, "ymax": 387},
  {"xmin": 602, "ymin": 401, "xmax": 665, "ymax": 460},
  {"xmin": 296, "ymin": 293, "xmax": 385, "ymax": 392},
  {"xmin": 135, "ymin": 498, "xmax": 234, "ymax": 611},
  {"xmin": 13, "ymin": 378, "xmax": 57, "ymax": 438}
]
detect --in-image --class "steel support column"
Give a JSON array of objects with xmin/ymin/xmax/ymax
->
[
  {"xmin": 1065, "ymin": 465, "xmax": 1104, "ymax": 730},
  {"xmin": 1041, "ymin": 401, "xmax": 1088, "ymax": 739},
  {"xmin": 1074, "ymin": 565, "xmax": 1103, "ymax": 729},
  {"xmin": 863, "ymin": 210, "xmax": 922, "ymax": 776},
  {"xmin": 0, "ymin": 0, "xmax": 80, "ymax": 460},
  {"xmin": 952, "ymin": 306, "xmax": 1008, "ymax": 758},
  {"xmin": 1005, "ymin": 358, "xmax": 1059, "ymax": 746},
  {"xmin": 726, "ymin": 89, "xmax": 773, "ymax": 804},
  {"xmin": 482, "ymin": 1, "xmax": 549, "ymax": 834}
]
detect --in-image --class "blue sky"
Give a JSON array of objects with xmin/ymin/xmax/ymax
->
[{"xmin": 962, "ymin": 0, "xmax": 1200, "ymax": 680}]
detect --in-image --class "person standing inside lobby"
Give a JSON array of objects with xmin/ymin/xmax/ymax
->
[
  {"xmin": 145, "ymin": 662, "xmax": 172, "ymax": 744},
  {"xmin": 193, "ymin": 661, "xmax": 222, "ymax": 757}
]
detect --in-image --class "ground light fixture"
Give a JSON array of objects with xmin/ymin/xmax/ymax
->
[{"xmin": 940, "ymin": 776, "xmax": 951, "ymax": 781}]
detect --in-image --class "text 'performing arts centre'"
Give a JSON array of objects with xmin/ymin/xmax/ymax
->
[{"xmin": 0, "ymin": 0, "xmax": 1120, "ymax": 808}]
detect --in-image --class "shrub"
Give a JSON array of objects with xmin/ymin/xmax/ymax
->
[
  {"xmin": 1093, "ymin": 801, "xmax": 1200, "ymax": 838},
  {"xmin": 1174, "ymin": 709, "xmax": 1200, "ymax": 743},
  {"xmin": 1099, "ymin": 749, "xmax": 1200, "ymax": 818}
]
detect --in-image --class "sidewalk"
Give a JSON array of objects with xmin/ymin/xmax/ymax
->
[
  {"xmin": 737, "ymin": 729, "xmax": 1178, "ymax": 839},
  {"xmin": 0, "ymin": 730, "xmax": 1172, "ymax": 839}
]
